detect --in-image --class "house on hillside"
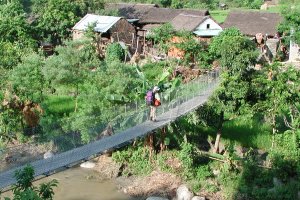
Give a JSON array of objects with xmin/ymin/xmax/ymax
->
[
  {"xmin": 104, "ymin": 3, "xmax": 159, "ymax": 21},
  {"xmin": 223, "ymin": 11, "xmax": 283, "ymax": 62},
  {"xmin": 105, "ymin": 3, "xmax": 209, "ymax": 29},
  {"xmin": 171, "ymin": 14, "xmax": 222, "ymax": 39},
  {"xmin": 167, "ymin": 14, "xmax": 222, "ymax": 58},
  {"xmin": 222, "ymin": 11, "xmax": 282, "ymax": 38},
  {"xmin": 105, "ymin": 3, "xmax": 210, "ymax": 54},
  {"xmin": 72, "ymin": 14, "xmax": 136, "ymax": 57}
]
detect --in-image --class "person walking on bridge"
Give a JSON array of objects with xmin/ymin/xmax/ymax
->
[{"xmin": 146, "ymin": 86, "xmax": 161, "ymax": 122}]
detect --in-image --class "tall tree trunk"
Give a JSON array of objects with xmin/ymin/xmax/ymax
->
[
  {"xmin": 213, "ymin": 128, "xmax": 222, "ymax": 153},
  {"xmin": 144, "ymin": 132, "xmax": 154, "ymax": 160},
  {"xmin": 75, "ymin": 97, "xmax": 78, "ymax": 113},
  {"xmin": 214, "ymin": 112, "xmax": 224, "ymax": 154},
  {"xmin": 160, "ymin": 127, "xmax": 166, "ymax": 151},
  {"xmin": 271, "ymin": 115, "xmax": 276, "ymax": 149},
  {"xmin": 74, "ymin": 84, "xmax": 79, "ymax": 112}
]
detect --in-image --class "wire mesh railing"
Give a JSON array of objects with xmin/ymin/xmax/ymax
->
[
  {"xmin": 107, "ymin": 70, "xmax": 219, "ymax": 134},
  {"xmin": 0, "ymin": 70, "xmax": 219, "ymax": 173}
]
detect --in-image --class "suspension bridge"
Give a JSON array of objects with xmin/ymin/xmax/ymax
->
[{"xmin": 0, "ymin": 71, "xmax": 219, "ymax": 190}]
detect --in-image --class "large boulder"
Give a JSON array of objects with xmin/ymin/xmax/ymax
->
[
  {"xmin": 80, "ymin": 161, "xmax": 96, "ymax": 169},
  {"xmin": 176, "ymin": 185, "xmax": 193, "ymax": 200},
  {"xmin": 43, "ymin": 151, "xmax": 54, "ymax": 159}
]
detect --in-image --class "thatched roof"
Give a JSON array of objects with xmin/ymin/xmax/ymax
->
[
  {"xmin": 140, "ymin": 7, "xmax": 209, "ymax": 24},
  {"xmin": 105, "ymin": 3, "xmax": 209, "ymax": 24},
  {"xmin": 105, "ymin": 3, "xmax": 158, "ymax": 19},
  {"xmin": 222, "ymin": 11, "xmax": 282, "ymax": 37},
  {"xmin": 171, "ymin": 14, "xmax": 207, "ymax": 31}
]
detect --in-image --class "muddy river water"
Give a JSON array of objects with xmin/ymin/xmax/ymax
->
[{"xmin": 3, "ymin": 167, "xmax": 136, "ymax": 200}]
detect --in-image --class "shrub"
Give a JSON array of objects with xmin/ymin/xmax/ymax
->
[
  {"xmin": 105, "ymin": 43, "xmax": 125, "ymax": 63},
  {"xmin": 0, "ymin": 165, "xmax": 58, "ymax": 200}
]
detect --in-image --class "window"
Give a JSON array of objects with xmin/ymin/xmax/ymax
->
[{"xmin": 206, "ymin": 24, "xmax": 210, "ymax": 29}]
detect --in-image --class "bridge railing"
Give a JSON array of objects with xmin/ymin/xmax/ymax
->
[
  {"xmin": 104, "ymin": 70, "xmax": 219, "ymax": 134},
  {"xmin": 0, "ymin": 70, "xmax": 219, "ymax": 172}
]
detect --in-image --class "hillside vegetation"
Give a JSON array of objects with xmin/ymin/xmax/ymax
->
[{"xmin": 0, "ymin": 0, "xmax": 300, "ymax": 199}]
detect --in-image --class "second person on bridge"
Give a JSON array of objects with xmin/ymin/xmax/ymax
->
[{"xmin": 146, "ymin": 86, "xmax": 161, "ymax": 122}]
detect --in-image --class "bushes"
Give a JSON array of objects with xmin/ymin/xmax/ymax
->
[
  {"xmin": 112, "ymin": 146, "xmax": 153, "ymax": 176},
  {"xmin": 0, "ymin": 165, "xmax": 58, "ymax": 200},
  {"xmin": 105, "ymin": 43, "xmax": 125, "ymax": 63}
]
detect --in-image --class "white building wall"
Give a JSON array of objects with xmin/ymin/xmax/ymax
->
[
  {"xmin": 289, "ymin": 41, "xmax": 300, "ymax": 62},
  {"xmin": 197, "ymin": 18, "xmax": 222, "ymax": 30}
]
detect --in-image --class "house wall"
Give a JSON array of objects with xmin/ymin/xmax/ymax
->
[
  {"xmin": 73, "ymin": 30, "xmax": 85, "ymax": 40},
  {"xmin": 196, "ymin": 18, "xmax": 222, "ymax": 31},
  {"xmin": 110, "ymin": 18, "xmax": 136, "ymax": 45},
  {"xmin": 289, "ymin": 41, "xmax": 300, "ymax": 62},
  {"xmin": 266, "ymin": 38, "xmax": 279, "ymax": 60}
]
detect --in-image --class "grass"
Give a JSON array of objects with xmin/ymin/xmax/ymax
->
[
  {"xmin": 196, "ymin": 116, "xmax": 272, "ymax": 150},
  {"xmin": 210, "ymin": 10, "xmax": 230, "ymax": 24},
  {"xmin": 221, "ymin": 117, "xmax": 272, "ymax": 150},
  {"xmin": 43, "ymin": 95, "xmax": 75, "ymax": 116},
  {"xmin": 266, "ymin": 6, "xmax": 281, "ymax": 13}
]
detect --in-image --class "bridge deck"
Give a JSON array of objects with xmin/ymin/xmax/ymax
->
[{"xmin": 0, "ymin": 85, "xmax": 214, "ymax": 189}]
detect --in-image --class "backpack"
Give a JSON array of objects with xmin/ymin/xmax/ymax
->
[{"xmin": 146, "ymin": 90, "xmax": 154, "ymax": 106}]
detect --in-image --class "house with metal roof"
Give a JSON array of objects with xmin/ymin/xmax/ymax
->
[{"xmin": 72, "ymin": 14, "xmax": 136, "ymax": 45}]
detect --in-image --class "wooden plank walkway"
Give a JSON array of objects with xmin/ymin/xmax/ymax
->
[{"xmin": 0, "ymin": 83, "xmax": 216, "ymax": 189}]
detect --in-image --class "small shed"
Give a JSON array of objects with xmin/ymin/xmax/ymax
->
[
  {"xmin": 222, "ymin": 11, "xmax": 282, "ymax": 37},
  {"xmin": 72, "ymin": 14, "xmax": 136, "ymax": 45}
]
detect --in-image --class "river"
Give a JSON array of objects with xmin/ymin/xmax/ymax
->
[{"xmin": 2, "ymin": 167, "xmax": 136, "ymax": 200}]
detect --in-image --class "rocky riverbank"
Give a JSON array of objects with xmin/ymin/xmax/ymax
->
[{"xmin": 90, "ymin": 155, "xmax": 223, "ymax": 200}]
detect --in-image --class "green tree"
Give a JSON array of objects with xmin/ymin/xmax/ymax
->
[
  {"xmin": 0, "ymin": 0, "xmax": 34, "ymax": 46},
  {"xmin": 43, "ymin": 40, "xmax": 99, "ymax": 112},
  {"xmin": 0, "ymin": 165, "xmax": 58, "ymax": 200},
  {"xmin": 175, "ymin": 31, "xmax": 207, "ymax": 65},
  {"xmin": 35, "ymin": 0, "xmax": 82, "ymax": 44},
  {"xmin": 0, "ymin": 0, "xmax": 36, "ymax": 70},
  {"xmin": 9, "ymin": 53, "xmax": 45, "ymax": 102},
  {"xmin": 253, "ymin": 64, "xmax": 300, "ymax": 149},
  {"xmin": 209, "ymin": 27, "xmax": 243, "ymax": 61},
  {"xmin": 201, "ymin": 29, "xmax": 259, "ymax": 153},
  {"xmin": 278, "ymin": 5, "xmax": 300, "ymax": 44},
  {"xmin": 0, "ymin": 42, "xmax": 24, "ymax": 69},
  {"xmin": 62, "ymin": 61, "xmax": 143, "ymax": 143},
  {"xmin": 105, "ymin": 43, "xmax": 125, "ymax": 63},
  {"xmin": 147, "ymin": 23, "xmax": 175, "ymax": 54}
]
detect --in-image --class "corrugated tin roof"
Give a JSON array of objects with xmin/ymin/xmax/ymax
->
[{"xmin": 73, "ymin": 14, "xmax": 121, "ymax": 33}]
